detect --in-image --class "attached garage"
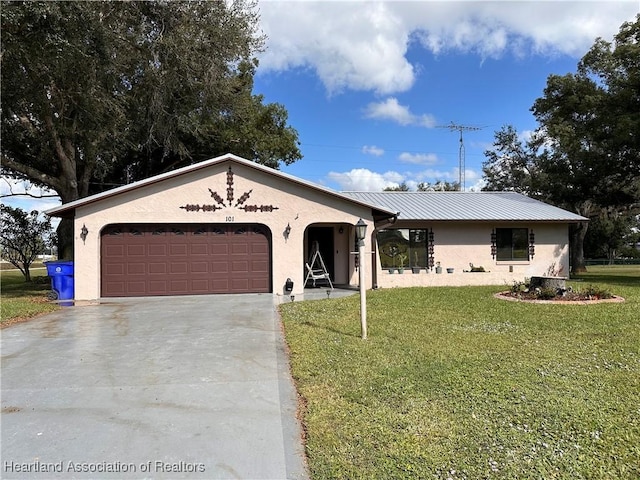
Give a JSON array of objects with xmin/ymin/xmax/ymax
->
[
  {"xmin": 45, "ymin": 154, "xmax": 394, "ymax": 301},
  {"xmin": 101, "ymin": 223, "xmax": 271, "ymax": 297}
]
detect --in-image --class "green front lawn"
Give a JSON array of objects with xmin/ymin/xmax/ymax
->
[
  {"xmin": 1, "ymin": 268, "xmax": 59, "ymax": 326},
  {"xmin": 280, "ymin": 266, "xmax": 640, "ymax": 479}
]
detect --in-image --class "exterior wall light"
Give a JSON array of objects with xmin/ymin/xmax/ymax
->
[
  {"xmin": 285, "ymin": 277, "xmax": 294, "ymax": 292},
  {"xmin": 80, "ymin": 224, "xmax": 89, "ymax": 244},
  {"xmin": 284, "ymin": 223, "xmax": 291, "ymax": 241}
]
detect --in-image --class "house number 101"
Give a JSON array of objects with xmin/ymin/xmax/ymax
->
[{"xmin": 225, "ymin": 216, "xmax": 234, "ymax": 222}]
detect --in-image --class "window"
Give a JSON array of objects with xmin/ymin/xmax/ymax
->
[
  {"xmin": 377, "ymin": 228, "xmax": 429, "ymax": 269},
  {"xmin": 496, "ymin": 228, "xmax": 529, "ymax": 261}
]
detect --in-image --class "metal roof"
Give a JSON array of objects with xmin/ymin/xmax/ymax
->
[{"xmin": 340, "ymin": 191, "xmax": 588, "ymax": 222}]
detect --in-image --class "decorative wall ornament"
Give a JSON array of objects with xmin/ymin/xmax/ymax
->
[
  {"xmin": 529, "ymin": 230, "xmax": 536, "ymax": 258},
  {"xmin": 180, "ymin": 165, "xmax": 279, "ymax": 213},
  {"xmin": 428, "ymin": 228, "xmax": 435, "ymax": 269},
  {"xmin": 491, "ymin": 229, "xmax": 497, "ymax": 259},
  {"xmin": 180, "ymin": 204, "xmax": 223, "ymax": 212}
]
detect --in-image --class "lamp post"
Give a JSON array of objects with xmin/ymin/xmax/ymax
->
[{"xmin": 355, "ymin": 218, "xmax": 368, "ymax": 340}]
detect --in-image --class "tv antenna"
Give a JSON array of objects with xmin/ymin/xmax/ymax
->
[{"xmin": 437, "ymin": 122, "xmax": 483, "ymax": 191}]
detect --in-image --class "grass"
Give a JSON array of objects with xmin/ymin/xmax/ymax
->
[
  {"xmin": 1, "ymin": 266, "xmax": 59, "ymax": 327},
  {"xmin": 280, "ymin": 265, "xmax": 640, "ymax": 479}
]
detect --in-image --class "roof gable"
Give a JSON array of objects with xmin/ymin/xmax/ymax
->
[
  {"xmin": 45, "ymin": 153, "xmax": 396, "ymax": 218},
  {"xmin": 341, "ymin": 191, "xmax": 588, "ymax": 222}
]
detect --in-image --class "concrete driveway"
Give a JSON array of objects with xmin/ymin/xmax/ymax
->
[{"xmin": 1, "ymin": 294, "xmax": 308, "ymax": 479}]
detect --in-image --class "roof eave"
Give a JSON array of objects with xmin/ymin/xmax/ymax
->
[{"xmin": 45, "ymin": 153, "xmax": 397, "ymax": 219}]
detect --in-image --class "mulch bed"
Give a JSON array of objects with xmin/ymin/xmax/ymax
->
[{"xmin": 495, "ymin": 291, "xmax": 625, "ymax": 304}]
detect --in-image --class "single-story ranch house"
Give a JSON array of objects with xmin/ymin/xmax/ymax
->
[{"xmin": 46, "ymin": 153, "xmax": 588, "ymax": 302}]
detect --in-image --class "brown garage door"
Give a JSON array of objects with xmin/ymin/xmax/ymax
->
[{"xmin": 101, "ymin": 224, "xmax": 271, "ymax": 297}]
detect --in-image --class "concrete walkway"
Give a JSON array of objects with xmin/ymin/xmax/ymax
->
[{"xmin": 1, "ymin": 294, "xmax": 309, "ymax": 479}]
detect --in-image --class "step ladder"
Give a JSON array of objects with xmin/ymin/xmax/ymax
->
[{"xmin": 304, "ymin": 241, "xmax": 333, "ymax": 289}]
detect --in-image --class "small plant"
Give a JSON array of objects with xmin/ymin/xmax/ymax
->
[
  {"xmin": 469, "ymin": 263, "xmax": 486, "ymax": 272},
  {"xmin": 396, "ymin": 254, "xmax": 408, "ymax": 268},
  {"xmin": 537, "ymin": 287, "xmax": 557, "ymax": 300},
  {"xmin": 580, "ymin": 285, "xmax": 613, "ymax": 299},
  {"xmin": 509, "ymin": 278, "xmax": 530, "ymax": 294}
]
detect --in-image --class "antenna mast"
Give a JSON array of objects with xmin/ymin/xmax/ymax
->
[{"xmin": 437, "ymin": 122, "xmax": 483, "ymax": 191}]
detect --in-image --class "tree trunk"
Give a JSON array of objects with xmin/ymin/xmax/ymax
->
[
  {"xmin": 57, "ymin": 218, "xmax": 74, "ymax": 260},
  {"xmin": 570, "ymin": 221, "xmax": 588, "ymax": 273}
]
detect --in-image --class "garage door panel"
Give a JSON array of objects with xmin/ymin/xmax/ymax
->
[
  {"xmin": 232, "ymin": 260, "xmax": 249, "ymax": 273},
  {"xmin": 190, "ymin": 244, "xmax": 209, "ymax": 255},
  {"xmin": 251, "ymin": 260, "xmax": 269, "ymax": 272},
  {"xmin": 105, "ymin": 245, "xmax": 125, "ymax": 257},
  {"xmin": 191, "ymin": 279, "xmax": 210, "ymax": 292},
  {"xmin": 170, "ymin": 263, "xmax": 188, "ymax": 274},
  {"xmin": 126, "ymin": 281, "xmax": 147, "ymax": 295},
  {"xmin": 148, "ymin": 245, "xmax": 167, "ymax": 256},
  {"xmin": 104, "ymin": 264, "xmax": 125, "ymax": 275},
  {"xmin": 148, "ymin": 263, "xmax": 166, "ymax": 274},
  {"xmin": 170, "ymin": 244, "xmax": 188, "ymax": 255},
  {"xmin": 170, "ymin": 280, "xmax": 188, "ymax": 293},
  {"xmin": 102, "ymin": 224, "xmax": 270, "ymax": 297},
  {"xmin": 127, "ymin": 245, "xmax": 146, "ymax": 256},
  {"xmin": 148, "ymin": 281, "xmax": 167, "ymax": 295},
  {"xmin": 190, "ymin": 262, "xmax": 208, "ymax": 273}
]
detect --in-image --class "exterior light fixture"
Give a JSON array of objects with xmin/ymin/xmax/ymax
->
[
  {"xmin": 338, "ymin": 226, "xmax": 344, "ymax": 234},
  {"xmin": 285, "ymin": 277, "xmax": 294, "ymax": 292},
  {"xmin": 284, "ymin": 223, "xmax": 291, "ymax": 240},
  {"xmin": 355, "ymin": 218, "xmax": 368, "ymax": 339},
  {"xmin": 80, "ymin": 224, "xmax": 89, "ymax": 244},
  {"xmin": 355, "ymin": 218, "xmax": 367, "ymax": 246}
]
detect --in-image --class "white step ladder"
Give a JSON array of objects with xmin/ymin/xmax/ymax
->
[{"xmin": 304, "ymin": 241, "xmax": 333, "ymax": 289}]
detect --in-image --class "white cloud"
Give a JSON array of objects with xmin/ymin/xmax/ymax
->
[
  {"xmin": 362, "ymin": 145, "xmax": 385, "ymax": 156},
  {"xmin": 257, "ymin": 1, "xmax": 637, "ymax": 94},
  {"xmin": 258, "ymin": 2, "xmax": 414, "ymax": 94},
  {"xmin": 327, "ymin": 164, "xmax": 484, "ymax": 191},
  {"xmin": 398, "ymin": 152, "xmax": 439, "ymax": 165},
  {"xmin": 364, "ymin": 98, "xmax": 437, "ymax": 127},
  {"xmin": 327, "ymin": 168, "xmax": 403, "ymax": 191}
]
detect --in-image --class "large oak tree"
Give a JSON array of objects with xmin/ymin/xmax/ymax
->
[
  {"xmin": 1, "ymin": 1, "xmax": 301, "ymax": 257},
  {"xmin": 483, "ymin": 15, "xmax": 640, "ymax": 272}
]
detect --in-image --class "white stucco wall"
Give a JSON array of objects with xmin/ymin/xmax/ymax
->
[
  {"xmin": 373, "ymin": 222, "xmax": 570, "ymax": 289},
  {"xmin": 72, "ymin": 161, "xmax": 374, "ymax": 300}
]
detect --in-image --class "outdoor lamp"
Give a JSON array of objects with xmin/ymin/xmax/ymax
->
[
  {"xmin": 355, "ymin": 218, "xmax": 367, "ymax": 245},
  {"xmin": 80, "ymin": 224, "xmax": 89, "ymax": 244},
  {"xmin": 355, "ymin": 218, "xmax": 368, "ymax": 340},
  {"xmin": 285, "ymin": 278, "xmax": 294, "ymax": 292},
  {"xmin": 284, "ymin": 223, "xmax": 292, "ymax": 240}
]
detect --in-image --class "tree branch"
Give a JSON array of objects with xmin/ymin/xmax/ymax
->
[{"xmin": 1, "ymin": 154, "xmax": 62, "ymax": 192}]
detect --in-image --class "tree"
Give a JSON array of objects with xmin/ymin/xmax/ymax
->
[
  {"xmin": 384, "ymin": 182, "xmax": 410, "ymax": 191},
  {"xmin": 0, "ymin": 205, "xmax": 55, "ymax": 282},
  {"xmin": 1, "ymin": 1, "xmax": 301, "ymax": 258},
  {"xmin": 483, "ymin": 16, "xmax": 640, "ymax": 272},
  {"xmin": 417, "ymin": 180, "xmax": 460, "ymax": 192},
  {"xmin": 584, "ymin": 209, "xmax": 637, "ymax": 262}
]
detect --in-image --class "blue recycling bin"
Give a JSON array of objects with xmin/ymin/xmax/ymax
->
[{"xmin": 45, "ymin": 260, "xmax": 74, "ymax": 305}]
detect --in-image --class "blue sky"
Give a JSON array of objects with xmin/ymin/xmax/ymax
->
[
  {"xmin": 2, "ymin": 0, "xmax": 638, "ymax": 214},
  {"xmin": 255, "ymin": 0, "xmax": 639, "ymax": 192}
]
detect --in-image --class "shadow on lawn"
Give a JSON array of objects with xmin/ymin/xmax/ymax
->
[
  {"xmin": 572, "ymin": 272, "xmax": 640, "ymax": 288},
  {"xmin": 299, "ymin": 320, "xmax": 360, "ymax": 339}
]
